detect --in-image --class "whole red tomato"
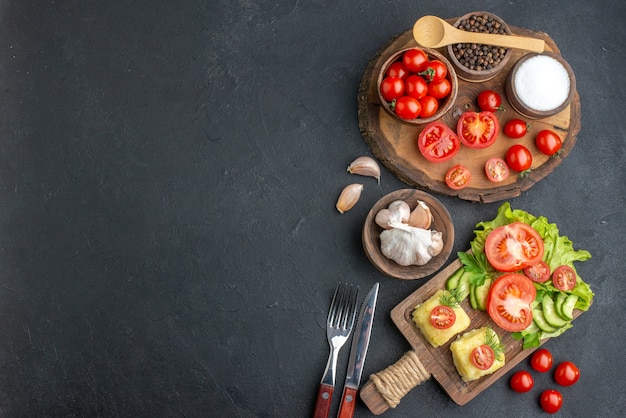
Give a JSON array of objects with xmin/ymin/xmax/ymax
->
[
  {"xmin": 394, "ymin": 96, "xmax": 421, "ymax": 119},
  {"xmin": 554, "ymin": 361, "xmax": 580, "ymax": 386},
  {"xmin": 427, "ymin": 78, "xmax": 451, "ymax": 99},
  {"xmin": 386, "ymin": 61, "xmax": 409, "ymax": 79},
  {"xmin": 535, "ymin": 129, "xmax": 562, "ymax": 156},
  {"xmin": 540, "ymin": 389, "xmax": 563, "ymax": 414},
  {"xmin": 405, "ymin": 75, "xmax": 428, "ymax": 99},
  {"xmin": 380, "ymin": 77, "xmax": 404, "ymax": 102},
  {"xmin": 530, "ymin": 348, "xmax": 553, "ymax": 372},
  {"xmin": 477, "ymin": 90, "xmax": 504, "ymax": 111},
  {"xmin": 506, "ymin": 144, "xmax": 532, "ymax": 172},
  {"xmin": 402, "ymin": 48, "xmax": 429, "ymax": 73},
  {"xmin": 510, "ymin": 370, "xmax": 534, "ymax": 393},
  {"xmin": 421, "ymin": 59, "xmax": 447, "ymax": 82},
  {"xmin": 418, "ymin": 96, "xmax": 439, "ymax": 118},
  {"xmin": 503, "ymin": 118, "xmax": 528, "ymax": 138}
]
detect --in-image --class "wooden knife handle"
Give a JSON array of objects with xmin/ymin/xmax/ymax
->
[
  {"xmin": 312, "ymin": 383, "xmax": 334, "ymax": 418},
  {"xmin": 337, "ymin": 386, "xmax": 358, "ymax": 418}
]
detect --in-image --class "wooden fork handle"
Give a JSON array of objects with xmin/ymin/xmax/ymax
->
[{"xmin": 312, "ymin": 383, "xmax": 334, "ymax": 418}]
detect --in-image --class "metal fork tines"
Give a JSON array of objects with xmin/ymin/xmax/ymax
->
[{"xmin": 313, "ymin": 282, "xmax": 359, "ymax": 418}]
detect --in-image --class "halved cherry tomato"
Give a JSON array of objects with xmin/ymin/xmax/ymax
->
[
  {"xmin": 540, "ymin": 389, "xmax": 563, "ymax": 414},
  {"xmin": 445, "ymin": 164, "xmax": 471, "ymax": 190},
  {"xmin": 484, "ymin": 222, "xmax": 544, "ymax": 272},
  {"xmin": 403, "ymin": 48, "xmax": 429, "ymax": 73},
  {"xmin": 457, "ymin": 111, "xmax": 499, "ymax": 149},
  {"xmin": 386, "ymin": 61, "xmax": 409, "ymax": 79},
  {"xmin": 405, "ymin": 75, "xmax": 428, "ymax": 99},
  {"xmin": 554, "ymin": 361, "xmax": 580, "ymax": 386},
  {"xmin": 417, "ymin": 121, "xmax": 461, "ymax": 163},
  {"xmin": 487, "ymin": 273, "xmax": 536, "ymax": 332},
  {"xmin": 420, "ymin": 59, "xmax": 447, "ymax": 82},
  {"xmin": 530, "ymin": 348, "xmax": 553, "ymax": 372},
  {"xmin": 503, "ymin": 118, "xmax": 528, "ymax": 139},
  {"xmin": 419, "ymin": 95, "xmax": 439, "ymax": 118},
  {"xmin": 485, "ymin": 157, "xmax": 509, "ymax": 183},
  {"xmin": 394, "ymin": 96, "xmax": 421, "ymax": 120},
  {"xmin": 506, "ymin": 144, "xmax": 532, "ymax": 172},
  {"xmin": 430, "ymin": 305, "xmax": 456, "ymax": 329},
  {"xmin": 536, "ymin": 129, "xmax": 562, "ymax": 156},
  {"xmin": 510, "ymin": 370, "xmax": 534, "ymax": 393},
  {"xmin": 428, "ymin": 78, "xmax": 451, "ymax": 99},
  {"xmin": 477, "ymin": 90, "xmax": 504, "ymax": 112},
  {"xmin": 524, "ymin": 260, "xmax": 551, "ymax": 283},
  {"xmin": 380, "ymin": 77, "xmax": 405, "ymax": 102},
  {"xmin": 471, "ymin": 345, "xmax": 495, "ymax": 370},
  {"xmin": 552, "ymin": 265, "xmax": 576, "ymax": 291}
]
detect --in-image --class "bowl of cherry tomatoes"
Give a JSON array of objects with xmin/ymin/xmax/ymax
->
[{"xmin": 377, "ymin": 47, "xmax": 458, "ymax": 125}]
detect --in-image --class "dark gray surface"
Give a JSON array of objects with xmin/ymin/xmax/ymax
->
[{"xmin": 0, "ymin": 0, "xmax": 624, "ymax": 416}]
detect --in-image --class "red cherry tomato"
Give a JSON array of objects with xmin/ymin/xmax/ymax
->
[
  {"xmin": 430, "ymin": 305, "xmax": 456, "ymax": 329},
  {"xmin": 428, "ymin": 78, "xmax": 451, "ymax": 99},
  {"xmin": 457, "ymin": 111, "xmax": 499, "ymax": 149},
  {"xmin": 554, "ymin": 361, "xmax": 580, "ymax": 386},
  {"xmin": 487, "ymin": 273, "xmax": 536, "ymax": 332},
  {"xmin": 530, "ymin": 348, "xmax": 553, "ymax": 373},
  {"xmin": 418, "ymin": 95, "xmax": 439, "ymax": 118},
  {"xmin": 540, "ymin": 389, "xmax": 563, "ymax": 414},
  {"xmin": 552, "ymin": 265, "xmax": 577, "ymax": 291},
  {"xmin": 477, "ymin": 90, "xmax": 504, "ymax": 111},
  {"xmin": 405, "ymin": 75, "xmax": 428, "ymax": 99},
  {"xmin": 506, "ymin": 144, "xmax": 533, "ymax": 172},
  {"xmin": 402, "ymin": 48, "xmax": 429, "ymax": 73},
  {"xmin": 445, "ymin": 164, "xmax": 471, "ymax": 190},
  {"xmin": 420, "ymin": 59, "xmax": 447, "ymax": 82},
  {"xmin": 524, "ymin": 261, "xmax": 551, "ymax": 283},
  {"xmin": 485, "ymin": 222, "xmax": 544, "ymax": 272},
  {"xmin": 510, "ymin": 370, "xmax": 534, "ymax": 393},
  {"xmin": 417, "ymin": 121, "xmax": 461, "ymax": 163},
  {"xmin": 386, "ymin": 61, "xmax": 409, "ymax": 79},
  {"xmin": 485, "ymin": 157, "xmax": 509, "ymax": 183},
  {"xmin": 394, "ymin": 96, "xmax": 421, "ymax": 120},
  {"xmin": 380, "ymin": 77, "xmax": 405, "ymax": 102},
  {"xmin": 503, "ymin": 118, "xmax": 529, "ymax": 139},
  {"xmin": 471, "ymin": 345, "xmax": 495, "ymax": 370},
  {"xmin": 535, "ymin": 129, "xmax": 563, "ymax": 156}
]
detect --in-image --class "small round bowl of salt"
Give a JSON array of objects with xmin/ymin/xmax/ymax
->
[{"xmin": 505, "ymin": 52, "xmax": 576, "ymax": 119}]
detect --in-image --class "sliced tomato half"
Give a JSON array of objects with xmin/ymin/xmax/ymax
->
[
  {"xmin": 485, "ymin": 157, "xmax": 509, "ymax": 183},
  {"xmin": 445, "ymin": 164, "xmax": 471, "ymax": 190},
  {"xmin": 430, "ymin": 305, "xmax": 456, "ymax": 329},
  {"xmin": 485, "ymin": 222, "xmax": 544, "ymax": 272},
  {"xmin": 552, "ymin": 265, "xmax": 577, "ymax": 291},
  {"xmin": 487, "ymin": 273, "xmax": 536, "ymax": 332},
  {"xmin": 471, "ymin": 344, "xmax": 495, "ymax": 370},
  {"xmin": 457, "ymin": 111, "xmax": 500, "ymax": 149},
  {"xmin": 417, "ymin": 121, "xmax": 460, "ymax": 163},
  {"xmin": 524, "ymin": 260, "xmax": 551, "ymax": 283}
]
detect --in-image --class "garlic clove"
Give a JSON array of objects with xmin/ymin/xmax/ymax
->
[
  {"xmin": 336, "ymin": 183, "xmax": 363, "ymax": 214},
  {"xmin": 408, "ymin": 200, "xmax": 433, "ymax": 229},
  {"xmin": 347, "ymin": 156, "xmax": 381, "ymax": 184},
  {"xmin": 375, "ymin": 200, "xmax": 411, "ymax": 229}
]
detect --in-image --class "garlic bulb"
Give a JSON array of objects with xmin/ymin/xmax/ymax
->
[
  {"xmin": 379, "ymin": 221, "xmax": 444, "ymax": 266},
  {"xmin": 347, "ymin": 156, "xmax": 381, "ymax": 184},
  {"xmin": 408, "ymin": 200, "xmax": 433, "ymax": 229},
  {"xmin": 336, "ymin": 183, "xmax": 363, "ymax": 214},
  {"xmin": 375, "ymin": 200, "xmax": 411, "ymax": 229}
]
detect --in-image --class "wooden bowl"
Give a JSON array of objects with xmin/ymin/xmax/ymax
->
[
  {"xmin": 505, "ymin": 52, "xmax": 576, "ymax": 119},
  {"xmin": 446, "ymin": 12, "xmax": 512, "ymax": 83},
  {"xmin": 362, "ymin": 189, "xmax": 454, "ymax": 280},
  {"xmin": 376, "ymin": 47, "xmax": 458, "ymax": 125}
]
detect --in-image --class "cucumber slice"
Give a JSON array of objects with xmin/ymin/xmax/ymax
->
[
  {"xmin": 541, "ymin": 321, "xmax": 572, "ymax": 339},
  {"xmin": 446, "ymin": 267, "xmax": 465, "ymax": 291},
  {"xmin": 555, "ymin": 292, "xmax": 568, "ymax": 320},
  {"xmin": 533, "ymin": 308, "xmax": 557, "ymax": 333},
  {"xmin": 560, "ymin": 294, "xmax": 578, "ymax": 321},
  {"xmin": 469, "ymin": 283, "xmax": 478, "ymax": 310},
  {"xmin": 542, "ymin": 295, "xmax": 568, "ymax": 328},
  {"xmin": 474, "ymin": 277, "xmax": 492, "ymax": 311}
]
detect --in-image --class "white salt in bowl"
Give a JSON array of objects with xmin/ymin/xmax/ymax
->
[{"xmin": 505, "ymin": 52, "xmax": 576, "ymax": 119}]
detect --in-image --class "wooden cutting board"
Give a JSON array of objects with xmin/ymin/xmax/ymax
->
[
  {"xmin": 357, "ymin": 23, "xmax": 581, "ymax": 203},
  {"xmin": 359, "ymin": 255, "xmax": 585, "ymax": 414}
]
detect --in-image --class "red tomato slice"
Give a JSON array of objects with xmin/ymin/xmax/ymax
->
[
  {"xmin": 552, "ymin": 265, "xmax": 576, "ymax": 291},
  {"xmin": 417, "ymin": 121, "xmax": 460, "ymax": 163},
  {"xmin": 430, "ymin": 305, "xmax": 456, "ymax": 329},
  {"xmin": 524, "ymin": 260, "xmax": 551, "ymax": 283},
  {"xmin": 487, "ymin": 273, "xmax": 536, "ymax": 332},
  {"xmin": 445, "ymin": 164, "xmax": 471, "ymax": 190},
  {"xmin": 485, "ymin": 222, "xmax": 544, "ymax": 272},
  {"xmin": 471, "ymin": 344, "xmax": 495, "ymax": 370},
  {"xmin": 485, "ymin": 157, "xmax": 509, "ymax": 183},
  {"xmin": 457, "ymin": 111, "xmax": 500, "ymax": 149}
]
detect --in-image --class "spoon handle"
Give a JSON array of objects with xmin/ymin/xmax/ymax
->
[{"xmin": 455, "ymin": 32, "xmax": 545, "ymax": 53}]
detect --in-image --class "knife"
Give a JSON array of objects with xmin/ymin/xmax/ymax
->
[{"xmin": 337, "ymin": 282, "xmax": 379, "ymax": 418}]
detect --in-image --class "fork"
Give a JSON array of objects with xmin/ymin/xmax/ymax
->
[{"xmin": 312, "ymin": 282, "xmax": 359, "ymax": 418}]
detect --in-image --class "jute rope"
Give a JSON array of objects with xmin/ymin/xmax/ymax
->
[{"xmin": 369, "ymin": 351, "xmax": 431, "ymax": 409}]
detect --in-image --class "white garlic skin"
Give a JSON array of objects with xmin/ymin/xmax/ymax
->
[
  {"xmin": 379, "ymin": 221, "xmax": 444, "ymax": 266},
  {"xmin": 375, "ymin": 200, "xmax": 411, "ymax": 229}
]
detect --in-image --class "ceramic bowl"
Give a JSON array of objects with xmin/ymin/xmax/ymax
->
[{"xmin": 362, "ymin": 189, "xmax": 454, "ymax": 280}]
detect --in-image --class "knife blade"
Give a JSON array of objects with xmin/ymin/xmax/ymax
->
[{"xmin": 337, "ymin": 282, "xmax": 379, "ymax": 418}]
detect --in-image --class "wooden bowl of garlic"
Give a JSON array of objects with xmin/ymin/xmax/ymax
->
[{"xmin": 362, "ymin": 189, "xmax": 454, "ymax": 280}]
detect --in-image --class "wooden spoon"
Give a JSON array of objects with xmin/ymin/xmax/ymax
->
[{"xmin": 413, "ymin": 15, "xmax": 545, "ymax": 53}]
